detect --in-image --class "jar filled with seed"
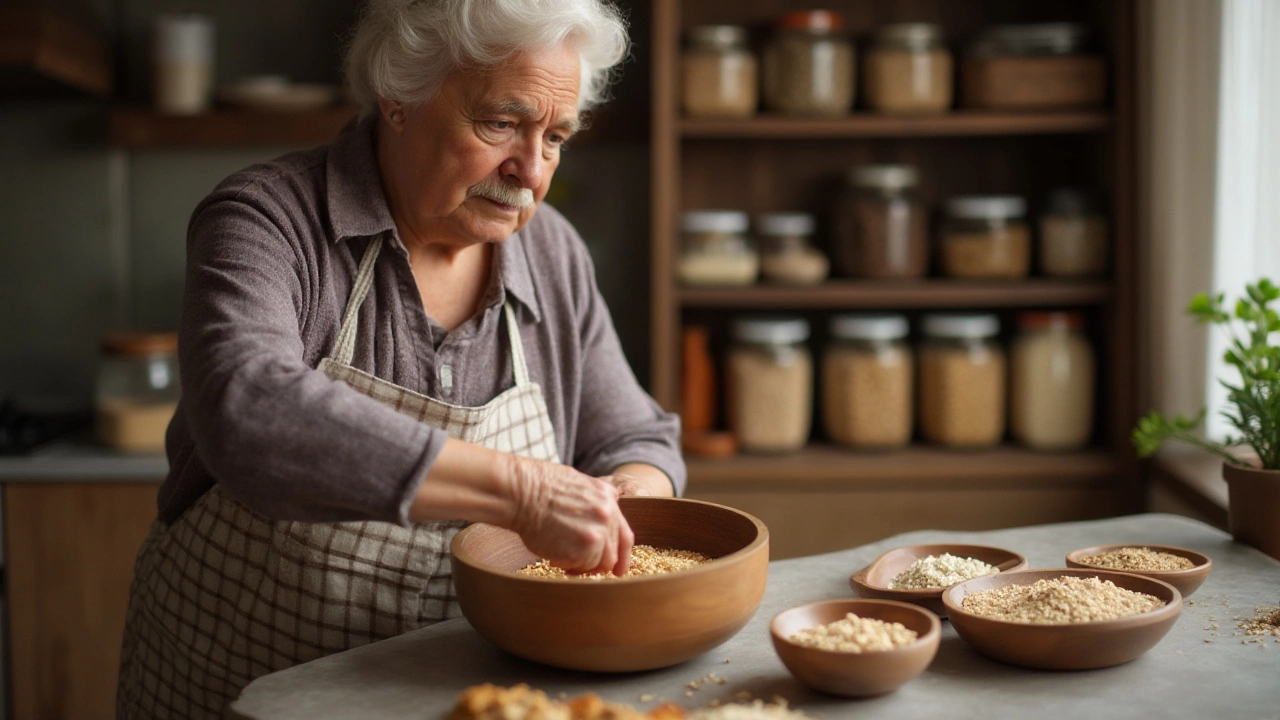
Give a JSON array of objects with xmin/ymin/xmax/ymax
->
[
  {"xmin": 1038, "ymin": 188, "xmax": 1108, "ymax": 277},
  {"xmin": 682, "ymin": 25, "xmax": 758, "ymax": 118},
  {"xmin": 939, "ymin": 195, "xmax": 1030, "ymax": 279},
  {"xmin": 864, "ymin": 23, "xmax": 954, "ymax": 114},
  {"xmin": 762, "ymin": 10, "xmax": 855, "ymax": 116},
  {"xmin": 823, "ymin": 314, "xmax": 913, "ymax": 448},
  {"xmin": 96, "ymin": 331, "xmax": 180, "ymax": 453},
  {"xmin": 918, "ymin": 314, "xmax": 1005, "ymax": 447},
  {"xmin": 677, "ymin": 210, "xmax": 759, "ymax": 286},
  {"xmin": 833, "ymin": 164, "xmax": 928, "ymax": 278},
  {"xmin": 727, "ymin": 317, "xmax": 812, "ymax": 453},
  {"xmin": 1010, "ymin": 311, "xmax": 1095, "ymax": 450},
  {"xmin": 757, "ymin": 212, "xmax": 829, "ymax": 285}
]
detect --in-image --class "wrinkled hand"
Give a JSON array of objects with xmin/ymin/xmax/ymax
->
[{"xmin": 508, "ymin": 456, "xmax": 634, "ymax": 576}]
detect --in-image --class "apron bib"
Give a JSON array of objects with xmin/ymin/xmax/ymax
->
[{"xmin": 118, "ymin": 235, "xmax": 558, "ymax": 720}]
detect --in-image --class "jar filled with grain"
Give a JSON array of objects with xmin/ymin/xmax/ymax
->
[
  {"xmin": 823, "ymin": 314, "xmax": 913, "ymax": 448},
  {"xmin": 677, "ymin": 210, "xmax": 759, "ymax": 286},
  {"xmin": 939, "ymin": 195, "xmax": 1030, "ymax": 279},
  {"xmin": 962, "ymin": 23, "xmax": 1106, "ymax": 110},
  {"xmin": 918, "ymin": 314, "xmax": 1005, "ymax": 447},
  {"xmin": 96, "ymin": 332, "xmax": 180, "ymax": 453},
  {"xmin": 864, "ymin": 23, "xmax": 954, "ymax": 114},
  {"xmin": 762, "ymin": 10, "xmax": 855, "ymax": 116},
  {"xmin": 757, "ymin": 212, "xmax": 829, "ymax": 285},
  {"xmin": 727, "ymin": 317, "xmax": 812, "ymax": 453},
  {"xmin": 833, "ymin": 164, "xmax": 928, "ymax": 278},
  {"xmin": 682, "ymin": 25, "xmax": 758, "ymax": 118},
  {"xmin": 1010, "ymin": 311, "xmax": 1095, "ymax": 450},
  {"xmin": 1039, "ymin": 188, "xmax": 1109, "ymax": 277}
]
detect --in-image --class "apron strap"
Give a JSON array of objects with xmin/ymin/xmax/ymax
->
[
  {"xmin": 329, "ymin": 234, "xmax": 384, "ymax": 367},
  {"xmin": 503, "ymin": 302, "xmax": 530, "ymax": 386}
]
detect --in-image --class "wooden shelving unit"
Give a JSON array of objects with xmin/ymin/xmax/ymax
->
[
  {"xmin": 650, "ymin": 0, "xmax": 1140, "ymax": 557},
  {"xmin": 108, "ymin": 105, "xmax": 360, "ymax": 148},
  {"xmin": 0, "ymin": 4, "xmax": 112, "ymax": 97}
]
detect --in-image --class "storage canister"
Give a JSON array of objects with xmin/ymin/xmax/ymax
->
[
  {"xmin": 757, "ymin": 212, "xmax": 829, "ymax": 285},
  {"xmin": 863, "ymin": 23, "xmax": 954, "ymax": 114},
  {"xmin": 96, "ymin": 332, "xmax": 180, "ymax": 453},
  {"xmin": 682, "ymin": 25, "xmax": 758, "ymax": 118},
  {"xmin": 962, "ymin": 23, "xmax": 1106, "ymax": 109},
  {"xmin": 677, "ymin": 210, "xmax": 759, "ymax": 286},
  {"xmin": 918, "ymin": 314, "xmax": 1005, "ymax": 447},
  {"xmin": 762, "ymin": 10, "xmax": 855, "ymax": 116},
  {"xmin": 833, "ymin": 164, "xmax": 928, "ymax": 278},
  {"xmin": 939, "ymin": 195, "xmax": 1030, "ymax": 279},
  {"xmin": 1038, "ymin": 188, "xmax": 1109, "ymax": 277},
  {"xmin": 1010, "ymin": 311, "xmax": 1095, "ymax": 450},
  {"xmin": 823, "ymin": 314, "xmax": 913, "ymax": 448},
  {"xmin": 727, "ymin": 317, "xmax": 812, "ymax": 453}
]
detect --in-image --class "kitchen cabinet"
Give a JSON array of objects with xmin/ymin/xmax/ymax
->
[
  {"xmin": 650, "ymin": 0, "xmax": 1141, "ymax": 556},
  {"xmin": 0, "ymin": 5, "xmax": 112, "ymax": 97}
]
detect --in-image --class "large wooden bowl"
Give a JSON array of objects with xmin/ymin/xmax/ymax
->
[
  {"xmin": 849, "ymin": 544, "xmax": 1028, "ymax": 617},
  {"xmin": 1065, "ymin": 543, "xmax": 1212, "ymax": 597},
  {"xmin": 451, "ymin": 496, "xmax": 769, "ymax": 672},
  {"xmin": 942, "ymin": 568, "xmax": 1182, "ymax": 670}
]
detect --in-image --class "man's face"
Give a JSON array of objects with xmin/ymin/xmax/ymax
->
[{"xmin": 386, "ymin": 42, "xmax": 581, "ymax": 246}]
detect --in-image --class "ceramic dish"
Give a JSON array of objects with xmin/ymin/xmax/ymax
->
[
  {"xmin": 770, "ymin": 599, "xmax": 941, "ymax": 697},
  {"xmin": 1065, "ymin": 543, "xmax": 1212, "ymax": 597},
  {"xmin": 942, "ymin": 568, "xmax": 1182, "ymax": 670},
  {"xmin": 451, "ymin": 496, "xmax": 768, "ymax": 672},
  {"xmin": 849, "ymin": 543, "xmax": 1028, "ymax": 617}
]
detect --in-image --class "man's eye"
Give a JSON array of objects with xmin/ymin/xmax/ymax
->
[{"xmin": 488, "ymin": 120, "xmax": 514, "ymax": 130}]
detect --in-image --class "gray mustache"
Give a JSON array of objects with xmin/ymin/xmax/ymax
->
[{"xmin": 468, "ymin": 179, "xmax": 535, "ymax": 209}]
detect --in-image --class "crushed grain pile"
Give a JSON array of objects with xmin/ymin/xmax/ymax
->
[
  {"xmin": 788, "ymin": 612, "xmax": 918, "ymax": 653},
  {"xmin": 961, "ymin": 576, "xmax": 1165, "ymax": 624},
  {"xmin": 518, "ymin": 545, "xmax": 710, "ymax": 580},
  {"xmin": 1236, "ymin": 605, "xmax": 1280, "ymax": 644},
  {"xmin": 1076, "ymin": 547, "xmax": 1195, "ymax": 572},
  {"xmin": 689, "ymin": 699, "xmax": 816, "ymax": 720},
  {"xmin": 888, "ymin": 553, "xmax": 998, "ymax": 589}
]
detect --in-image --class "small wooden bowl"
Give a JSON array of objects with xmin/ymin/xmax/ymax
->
[
  {"xmin": 1065, "ymin": 543, "xmax": 1212, "ymax": 597},
  {"xmin": 942, "ymin": 568, "xmax": 1182, "ymax": 670},
  {"xmin": 770, "ymin": 599, "xmax": 941, "ymax": 697},
  {"xmin": 849, "ymin": 544, "xmax": 1028, "ymax": 618},
  {"xmin": 451, "ymin": 497, "xmax": 769, "ymax": 672}
]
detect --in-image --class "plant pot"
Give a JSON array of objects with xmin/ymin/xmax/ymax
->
[{"xmin": 1222, "ymin": 461, "xmax": 1280, "ymax": 561}]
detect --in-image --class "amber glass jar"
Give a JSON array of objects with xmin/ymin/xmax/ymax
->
[
  {"xmin": 918, "ymin": 314, "xmax": 1005, "ymax": 448},
  {"xmin": 833, "ymin": 164, "xmax": 927, "ymax": 278},
  {"xmin": 762, "ymin": 10, "xmax": 855, "ymax": 116},
  {"xmin": 681, "ymin": 25, "xmax": 758, "ymax": 118},
  {"xmin": 727, "ymin": 317, "xmax": 812, "ymax": 453},
  {"xmin": 96, "ymin": 332, "xmax": 180, "ymax": 452},
  {"xmin": 823, "ymin": 314, "xmax": 913, "ymax": 448},
  {"xmin": 1010, "ymin": 311, "xmax": 1095, "ymax": 450},
  {"xmin": 864, "ymin": 23, "xmax": 953, "ymax": 114}
]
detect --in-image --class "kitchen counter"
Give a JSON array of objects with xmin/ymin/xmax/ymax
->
[
  {"xmin": 230, "ymin": 513, "xmax": 1280, "ymax": 720},
  {"xmin": 0, "ymin": 437, "xmax": 166, "ymax": 481}
]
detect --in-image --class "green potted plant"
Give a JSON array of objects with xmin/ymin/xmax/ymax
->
[{"xmin": 1132, "ymin": 278, "xmax": 1280, "ymax": 560}]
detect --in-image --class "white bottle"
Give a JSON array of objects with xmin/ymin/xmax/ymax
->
[{"xmin": 154, "ymin": 14, "xmax": 215, "ymax": 115}]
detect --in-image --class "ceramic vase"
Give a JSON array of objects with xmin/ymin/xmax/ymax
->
[{"xmin": 1222, "ymin": 461, "xmax": 1280, "ymax": 561}]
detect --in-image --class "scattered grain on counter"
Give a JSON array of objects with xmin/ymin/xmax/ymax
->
[
  {"xmin": 788, "ymin": 612, "xmax": 918, "ymax": 653},
  {"xmin": 519, "ymin": 545, "xmax": 711, "ymax": 580},
  {"xmin": 1236, "ymin": 605, "xmax": 1280, "ymax": 644},
  {"xmin": 1076, "ymin": 547, "xmax": 1196, "ymax": 572},
  {"xmin": 961, "ymin": 576, "xmax": 1165, "ymax": 624},
  {"xmin": 690, "ymin": 699, "xmax": 816, "ymax": 720},
  {"xmin": 888, "ymin": 553, "xmax": 998, "ymax": 589}
]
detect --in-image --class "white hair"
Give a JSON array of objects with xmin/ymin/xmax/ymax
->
[{"xmin": 344, "ymin": 0, "xmax": 629, "ymax": 117}]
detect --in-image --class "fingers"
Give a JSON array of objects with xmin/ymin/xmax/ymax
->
[
  {"xmin": 509, "ymin": 458, "xmax": 635, "ymax": 576},
  {"xmin": 612, "ymin": 513, "xmax": 635, "ymax": 576}
]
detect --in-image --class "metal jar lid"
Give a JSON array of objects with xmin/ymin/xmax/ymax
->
[
  {"xmin": 971, "ymin": 23, "xmax": 1091, "ymax": 56},
  {"xmin": 873, "ymin": 22, "xmax": 945, "ymax": 50},
  {"xmin": 921, "ymin": 313, "xmax": 1000, "ymax": 339},
  {"xmin": 681, "ymin": 210, "xmax": 750, "ymax": 234},
  {"xmin": 847, "ymin": 164, "xmax": 919, "ymax": 191},
  {"xmin": 687, "ymin": 25, "xmax": 749, "ymax": 52},
  {"xmin": 756, "ymin": 212, "xmax": 815, "ymax": 237},
  {"xmin": 830, "ymin": 314, "xmax": 910, "ymax": 341},
  {"xmin": 732, "ymin": 317, "xmax": 810, "ymax": 345},
  {"xmin": 945, "ymin": 195, "xmax": 1026, "ymax": 220},
  {"xmin": 101, "ymin": 331, "xmax": 179, "ymax": 357}
]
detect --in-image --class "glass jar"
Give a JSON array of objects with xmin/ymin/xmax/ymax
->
[
  {"xmin": 1039, "ymin": 188, "xmax": 1109, "ymax": 277},
  {"xmin": 757, "ymin": 212, "xmax": 829, "ymax": 285},
  {"xmin": 963, "ymin": 23, "xmax": 1106, "ymax": 109},
  {"xmin": 681, "ymin": 25, "xmax": 758, "ymax": 118},
  {"xmin": 762, "ymin": 10, "xmax": 855, "ymax": 116},
  {"xmin": 823, "ymin": 314, "xmax": 913, "ymax": 448},
  {"xmin": 1010, "ymin": 311, "xmax": 1095, "ymax": 450},
  {"xmin": 864, "ymin": 23, "xmax": 954, "ymax": 114},
  {"xmin": 833, "ymin": 164, "xmax": 928, "ymax": 278},
  {"xmin": 918, "ymin": 314, "xmax": 1005, "ymax": 447},
  {"xmin": 939, "ymin": 195, "xmax": 1030, "ymax": 279},
  {"xmin": 95, "ymin": 332, "xmax": 180, "ymax": 452},
  {"xmin": 677, "ymin": 210, "xmax": 759, "ymax": 286},
  {"xmin": 727, "ymin": 317, "xmax": 812, "ymax": 453}
]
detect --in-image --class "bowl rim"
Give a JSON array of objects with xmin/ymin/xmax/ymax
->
[
  {"xmin": 850, "ymin": 543, "xmax": 1029, "ymax": 596},
  {"xmin": 941, "ymin": 567, "xmax": 1184, "ymax": 629},
  {"xmin": 451, "ymin": 496, "xmax": 769, "ymax": 584},
  {"xmin": 1064, "ymin": 543, "xmax": 1212, "ymax": 576},
  {"xmin": 769, "ymin": 598, "xmax": 943, "ymax": 656}
]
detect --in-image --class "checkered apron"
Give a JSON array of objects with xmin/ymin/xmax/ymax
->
[{"xmin": 117, "ymin": 235, "xmax": 559, "ymax": 720}]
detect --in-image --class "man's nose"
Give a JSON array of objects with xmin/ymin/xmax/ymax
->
[{"xmin": 500, "ymin": 139, "xmax": 543, "ymax": 189}]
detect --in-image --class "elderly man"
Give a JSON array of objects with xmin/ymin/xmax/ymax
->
[{"xmin": 116, "ymin": 1, "xmax": 682, "ymax": 717}]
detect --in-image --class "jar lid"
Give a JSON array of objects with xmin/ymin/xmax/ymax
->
[
  {"xmin": 830, "ymin": 314, "xmax": 909, "ymax": 341},
  {"xmin": 874, "ymin": 22, "xmax": 945, "ymax": 48},
  {"xmin": 921, "ymin": 313, "xmax": 1000, "ymax": 339},
  {"xmin": 776, "ymin": 10, "xmax": 844, "ymax": 31},
  {"xmin": 756, "ymin": 212, "xmax": 815, "ymax": 237},
  {"xmin": 847, "ymin": 164, "xmax": 919, "ymax": 190},
  {"xmin": 1044, "ymin": 187, "xmax": 1102, "ymax": 215},
  {"xmin": 687, "ymin": 25, "xmax": 748, "ymax": 50},
  {"xmin": 1018, "ymin": 311, "xmax": 1085, "ymax": 331},
  {"xmin": 682, "ymin": 210, "xmax": 749, "ymax": 234},
  {"xmin": 101, "ymin": 331, "xmax": 178, "ymax": 356},
  {"xmin": 945, "ymin": 195, "xmax": 1026, "ymax": 220},
  {"xmin": 732, "ymin": 317, "xmax": 810, "ymax": 345},
  {"xmin": 972, "ymin": 23, "xmax": 1091, "ymax": 56}
]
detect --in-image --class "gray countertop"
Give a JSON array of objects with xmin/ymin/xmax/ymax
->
[
  {"xmin": 231, "ymin": 513, "xmax": 1280, "ymax": 720},
  {"xmin": 0, "ymin": 437, "xmax": 167, "ymax": 481}
]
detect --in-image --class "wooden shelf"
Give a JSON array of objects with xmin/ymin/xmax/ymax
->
[
  {"xmin": 0, "ymin": 5, "xmax": 112, "ymax": 97},
  {"xmin": 687, "ymin": 444, "xmax": 1118, "ymax": 489},
  {"xmin": 678, "ymin": 279, "xmax": 1112, "ymax": 309},
  {"xmin": 679, "ymin": 111, "xmax": 1112, "ymax": 139},
  {"xmin": 108, "ymin": 105, "xmax": 359, "ymax": 148}
]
